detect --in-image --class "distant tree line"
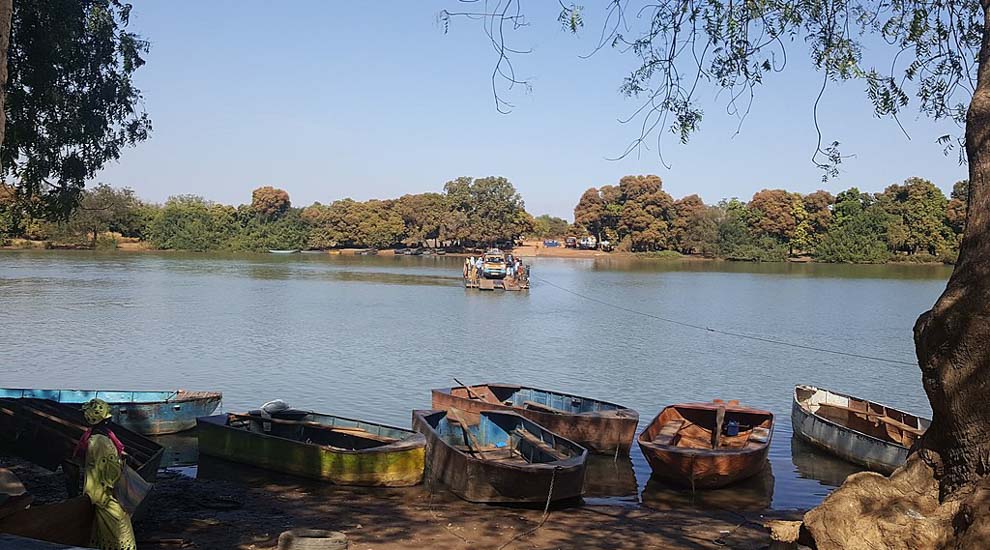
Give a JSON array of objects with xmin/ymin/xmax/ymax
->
[
  {"xmin": 574, "ymin": 175, "xmax": 968, "ymax": 263},
  {"xmin": 0, "ymin": 176, "xmax": 533, "ymax": 252}
]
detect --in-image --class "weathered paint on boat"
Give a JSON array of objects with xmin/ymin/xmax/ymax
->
[
  {"xmin": 197, "ymin": 412, "xmax": 425, "ymax": 487},
  {"xmin": 0, "ymin": 398, "xmax": 164, "ymax": 481},
  {"xmin": 412, "ymin": 409, "xmax": 587, "ymax": 504},
  {"xmin": 638, "ymin": 401, "xmax": 774, "ymax": 489},
  {"xmin": 0, "ymin": 388, "xmax": 222, "ymax": 435},
  {"xmin": 431, "ymin": 383, "xmax": 638, "ymax": 454},
  {"xmin": 791, "ymin": 385, "xmax": 930, "ymax": 474}
]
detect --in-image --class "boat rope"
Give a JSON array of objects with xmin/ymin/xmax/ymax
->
[
  {"xmin": 532, "ymin": 275, "xmax": 917, "ymax": 367},
  {"xmin": 497, "ymin": 466, "xmax": 559, "ymax": 550},
  {"xmin": 424, "ymin": 461, "xmax": 472, "ymax": 544}
]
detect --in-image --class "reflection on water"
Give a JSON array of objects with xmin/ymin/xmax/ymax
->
[
  {"xmin": 582, "ymin": 455, "xmax": 639, "ymax": 505},
  {"xmin": 790, "ymin": 436, "xmax": 864, "ymax": 487},
  {"xmin": 640, "ymin": 462, "xmax": 775, "ymax": 512},
  {"xmin": 151, "ymin": 431, "xmax": 200, "ymax": 468}
]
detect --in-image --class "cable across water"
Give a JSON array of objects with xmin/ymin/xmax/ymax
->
[{"xmin": 532, "ymin": 275, "xmax": 917, "ymax": 367}]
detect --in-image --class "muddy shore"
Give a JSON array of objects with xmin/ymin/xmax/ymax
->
[{"xmin": 2, "ymin": 454, "xmax": 795, "ymax": 549}]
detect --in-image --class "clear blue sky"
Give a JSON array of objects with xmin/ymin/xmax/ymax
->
[{"xmin": 97, "ymin": 1, "xmax": 967, "ymax": 220}]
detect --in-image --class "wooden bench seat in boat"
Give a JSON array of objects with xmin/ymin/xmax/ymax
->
[
  {"xmin": 512, "ymin": 428, "xmax": 568, "ymax": 460},
  {"xmin": 652, "ymin": 420, "xmax": 685, "ymax": 446},
  {"xmin": 522, "ymin": 401, "xmax": 562, "ymax": 414},
  {"xmin": 817, "ymin": 403, "xmax": 924, "ymax": 435}
]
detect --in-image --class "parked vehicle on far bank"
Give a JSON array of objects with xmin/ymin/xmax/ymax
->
[
  {"xmin": 565, "ymin": 237, "xmax": 577, "ymax": 248},
  {"xmin": 543, "ymin": 239, "xmax": 559, "ymax": 247},
  {"xmin": 579, "ymin": 236, "xmax": 597, "ymax": 250},
  {"xmin": 599, "ymin": 240, "xmax": 613, "ymax": 252}
]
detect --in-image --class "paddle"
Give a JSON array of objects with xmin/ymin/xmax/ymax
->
[
  {"xmin": 453, "ymin": 378, "xmax": 489, "ymax": 402},
  {"xmin": 445, "ymin": 408, "xmax": 487, "ymax": 461},
  {"xmin": 712, "ymin": 404, "xmax": 726, "ymax": 450}
]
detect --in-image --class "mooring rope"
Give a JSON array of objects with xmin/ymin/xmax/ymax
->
[
  {"xmin": 497, "ymin": 465, "xmax": 560, "ymax": 550},
  {"xmin": 532, "ymin": 275, "xmax": 917, "ymax": 367}
]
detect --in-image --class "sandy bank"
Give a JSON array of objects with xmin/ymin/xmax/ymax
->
[{"xmin": 2, "ymin": 455, "xmax": 789, "ymax": 549}]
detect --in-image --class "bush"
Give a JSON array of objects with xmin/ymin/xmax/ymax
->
[{"xmin": 638, "ymin": 249, "xmax": 684, "ymax": 260}]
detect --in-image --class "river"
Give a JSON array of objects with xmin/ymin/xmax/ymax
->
[{"xmin": 0, "ymin": 250, "xmax": 951, "ymax": 510}]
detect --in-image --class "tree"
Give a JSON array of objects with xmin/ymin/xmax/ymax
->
[
  {"xmin": 250, "ymin": 186, "xmax": 291, "ymax": 221},
  {"xmin": 2, "ymin": 0, "xmax": 150, "ymax": 218},
  {"xmin": 69, "ymin": 184, "xmax": 139, "ymax": 245},
  {"xmin": 147, "ymin": 196, "xmax": 233, "ymax": 252},
  {"xmin": 817, "ymin": 192, "xmax": 892, "ymax": 263},
  {"xmin": 747, "ymin": 189, "xmax": 799, "ymax": 250},
  {"xmin": 530, "ymin": 214, "xmax": 570, "ymax": 239},
  {"xmin": 671, "ymin": 195, "xmax": 718, "ymax": 255},
  {"xmin": 879, "ymin": 177, "xmax": 951, "ymax": 256},
  {"xmin": 803, "ymin": 190, "xmax": 835, "ymax": 246},
  {"xmin": 946, "ymin": 180, "xmax": 969, "ymax": 234},
  {"xmin": 574, "ymin": 187, "xmax": 605, "ymax": 241},
  {"xmin": 445, "ymin": 3, "xmax": 990, "ymax": 538}
]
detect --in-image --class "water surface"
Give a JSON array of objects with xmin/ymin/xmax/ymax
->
[{"xmin": 0, "ymin": 250, "xmax": 951, "ymax": 510}]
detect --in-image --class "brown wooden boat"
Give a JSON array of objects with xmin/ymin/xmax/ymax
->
[
  {"xmin": 412, "ymin": 409, "xmax": 587, "ymax": 504},
  {"xmin": 637, "ymin": 400, "xmax": 773, "ymax": 489},
  {"xmin": 431, "ymin": 383, "xmax": 638, "ymax": 454}
]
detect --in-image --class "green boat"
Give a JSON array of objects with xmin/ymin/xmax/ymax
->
[{"xmin": 197, "ymin": 409, "xmax": 426, "ymax": 487}]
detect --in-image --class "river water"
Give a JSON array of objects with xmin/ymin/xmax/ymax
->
[{"xmin": 0, "ymin": 250, "xmax": 951, "ymax": 510}]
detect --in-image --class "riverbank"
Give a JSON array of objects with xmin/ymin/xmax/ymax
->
[
  {"xmin": 2, "ymin": 455, "xmax": 791, "ymax": 549},
  {"xmin": 0, "ymin": 237, "xmax": 953, "ymax": 265}
]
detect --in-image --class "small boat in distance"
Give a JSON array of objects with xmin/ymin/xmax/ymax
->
[
  {"xmin": 432, "ymin": 383, "xmax": 639, "ymax": 454},
  {"xmin": 0, "ymin": 388, "xmax": 222, "ymax": 435},
  {"xmin": 638, "ymin": 400, "xmax": 774, "ymax": 489},
  {"xmin": 197, "ymin": 408, "xmax": 426, "ymax": 487},
  {"xmin": 412, "ymin": 409, "xmax": 587, "ymax": 503},
  {"xmin": 268, "ymin": 249, "xmax": 300, "ymax": 254},
  {"xmin": 791, "ymin": 385, "xmax": 929, "ymax": 474}
]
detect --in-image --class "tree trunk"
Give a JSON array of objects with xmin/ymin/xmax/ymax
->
[
  {"xmin": 913, "ymin": 2, "xmax": 990, "ymax": 498},
  {"xmin": 0, "ymin": 0, "xmax": 12, "ymax": 160}
]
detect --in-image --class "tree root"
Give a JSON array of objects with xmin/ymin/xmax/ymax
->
[{"xmin": 791, "ymin": 453, "xmax": 990, "ymax": 549}]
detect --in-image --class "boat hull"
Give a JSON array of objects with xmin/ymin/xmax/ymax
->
[
  {"xmin": 0, "ymin": 389, "xmax": 222, "ymax": 435},
  {"xmin": 638, "ymin": 443, "xmax": 769, "ymax": 489},
  {"xmin": 790, "ymin": 386, "xmax": 927, "ymax": 474},
  {"xmin": 637, "ymin": 402, "xmax": 773, "ymax": 489},
  {"xmin": 431, "ymin": 384, "xmax": 638, "ymax": 454},
  {"xmin": 413, "ymin": 409, "xmax": 587, "ymax": 504},
  {"xmin": 196, "ymin": 415, "xmax": 426, "ymax": 487}
]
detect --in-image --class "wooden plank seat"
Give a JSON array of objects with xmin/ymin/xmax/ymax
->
[
  {"xmin": 652, "ymin": 420, "xmax": 685, "ymax": 446},
  {"xmin": 522, "ymin": 401, "xmax": 562, "ymax": 414},
  {"xmin": 817, "ymin": 403, "xmax": 925, "ymax": 435},
  {"xmin": 749, "ymin": 427, "xmax": 771, "ymax": 444},
  {"xmin": 512, "ymin": 428, "xmax": 568, "ymax": 461}
]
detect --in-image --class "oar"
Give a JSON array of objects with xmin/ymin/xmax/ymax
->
[
  {"xmin": 453, "ymin": 378, "xmax": 487, "ymax": 402},
  {"xmin": 712, "ymin": 404, "xmax": 726, "ymax": 449},
  {"xmin": 446, "ymin": 408, "xmax": 487, "ymax": 461}
]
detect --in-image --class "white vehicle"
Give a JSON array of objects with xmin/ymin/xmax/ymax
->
[{"xmin": 578, "ymin": 236, "xmax": 597, "ymax": 250}]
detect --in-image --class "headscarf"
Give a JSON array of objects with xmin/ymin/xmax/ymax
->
[{"xmin": 83, "ymin": 398, "xmax": 112, "ymax": 426}]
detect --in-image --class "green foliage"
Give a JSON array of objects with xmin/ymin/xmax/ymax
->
[
  {"xmin": 146, "ymin": 196, "xmax": 234, "ymax": 252},
  {"xmin": 638, "ymin": 250, "xmax": 684, "ymax": 260},
  {"xmin": 816, "ymin": 205, "xmax": 892, "ymax": 264},
  {"xmin": 3, "ymin": 0, "xmax": 151, "ymax": 219},
  {"xmin": 530, "ymin": 214, "xmax": 570, "ymax": 238}
]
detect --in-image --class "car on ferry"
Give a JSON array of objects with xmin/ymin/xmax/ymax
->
[{"xmin": 482, "ymin": 249, "xmax": 507, "ymax": 279}]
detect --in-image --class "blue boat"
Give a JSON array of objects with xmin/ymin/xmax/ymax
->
[{"xmin": 0, "ymin": 389, "xmax": 222, "ymax": 435}]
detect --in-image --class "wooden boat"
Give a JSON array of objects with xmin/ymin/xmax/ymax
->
[
  {"xmin": 431, "ymin": 383, "xmax": 638, "ymax": 454},
  {"xmin": 0, "ymin": 398, "xmax": 163, "ymax": 482},
  {"xmin": 791, "ymin": 385, "xmax": 930, "ymax": 474},
  {"xmin": 0, "ymin": 388, "xmax": 221, "ymax": 435},
  {"xmin": 412, "ymin": 409, "xmax": 587, "ymax": 503},
  {"xmin": 637, "ymin": 400, "xmax": 774, "ymax": 488},
  {"xmin": 0, "ymin": 467, "xmax": 94, "ymax": 547},
  {"xmin": 269, "ymin": 249, "xmax": 300, "ymax": 254},
  {"xmin": 197, "ymin": 409, "xmax": 426, "ymax": 487}
]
